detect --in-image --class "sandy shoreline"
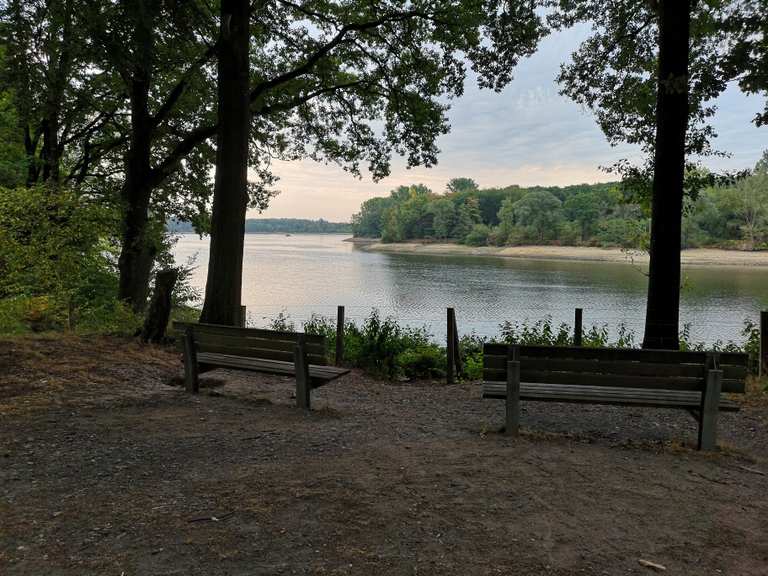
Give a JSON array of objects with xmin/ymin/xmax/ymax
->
[{"xmin": 350, "ymin": 239, "xmax": 768, "ymax": 267}]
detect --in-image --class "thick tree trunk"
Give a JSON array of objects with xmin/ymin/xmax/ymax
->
[
  {"xmin": 140, "ymin": 268, "xmax": 179, "ymax": 343},
  {"xmin": 200, "ymin": 0, "xmax": 251, "ymax": 326},
  {"xmin": 642, "ymin": 1, "xmax": 690, "ymax": 350},
  {"xmin": 117, "ymin": 1, "xmax": 157, "ymax": 313}
]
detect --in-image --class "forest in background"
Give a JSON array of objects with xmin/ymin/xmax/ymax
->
[
  {"xmin": 168, "ymin": 218, "xmax": 352, "ymax": 234},
  {"xmin": 352, "ymin": 154, "xmax": 768, "ymax": 251}
]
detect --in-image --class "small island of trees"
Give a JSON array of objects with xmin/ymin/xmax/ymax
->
[{"xmin": 352, "ymin": 155, "xmax": 768, "ymax": 251}]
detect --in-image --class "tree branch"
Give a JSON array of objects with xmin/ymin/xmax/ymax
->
[
  {"xmin": 151, "ymin": 43, "xmax": 217, "ymax": 129},
  {"xmin": 249, "ymin": 10, "xmax": 421, "ymax": 103}
]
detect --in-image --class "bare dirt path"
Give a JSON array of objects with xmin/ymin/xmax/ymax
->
[{"xmin": 1, "ymin": 336, "xmax": 767, "ymax": 575}]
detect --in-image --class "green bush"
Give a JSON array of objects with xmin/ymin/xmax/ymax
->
[
  {"xmin": 396, "ymin": 344, "xmax": 446, "ymax": 379},
  {"xmin": 459, "ymin": 333, "xmax": 486, "ymax": 380},
  {"xmin": 463, "ymin": 223, "xmax": 492, "ymax": 246},
  {"xmin": 269, "ymin": 311, "xmax": 762, "ymax": 381},
  {"xmin": 0, "ymin": 186, "xmax": 149, "ymax": 334}
]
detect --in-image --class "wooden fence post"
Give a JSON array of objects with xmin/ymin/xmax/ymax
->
[
  {"xmin": 761, "ymin": 311, "xmax": 768, "ymax": 377},
  {"xmin": 447, "ymin": 307, "xmax": 455, "ymax": 385},
  {"xmin": 335, "ymin": 305, "xmax": 345, "ymax": 366},
  {"xmin": 574, "ymin": 308, "xmax": 583, "ymax": 347},
  {"xmin": 239, "ymin": 305, "xmax": 247, "ymax": 328},
  {"xmin": 453, "ymin": 310, "xmax": 462, "ymax": 376},
  {"xmin": 295, "ymin": 335, "xmax": 310, "ymax": 410}
]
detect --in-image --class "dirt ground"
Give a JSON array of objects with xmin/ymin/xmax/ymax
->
[{"xmin": 2, "ymin": 335, "xmax": 768, "ymax": 575}]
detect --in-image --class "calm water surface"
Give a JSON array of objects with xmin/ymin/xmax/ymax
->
[{"xmin": 173, "ymin": 233, "xmax": 768, "ymax": 346}]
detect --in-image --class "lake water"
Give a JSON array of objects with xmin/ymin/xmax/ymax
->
[{"xmin": 172, "ymin": 233, "xmax": 768, "ymax": 346}]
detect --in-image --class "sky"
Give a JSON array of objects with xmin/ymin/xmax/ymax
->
[{"xmin": 249, "ymin": 27, "xmax": 767, "ymax": 222}]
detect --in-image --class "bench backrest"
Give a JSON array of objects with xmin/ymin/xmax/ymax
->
[
  {"xmin": 482, "ymin": 343, "xmax": 748, "ymax": 393},
  {"xmin": 173, "ymin": 321, "xmax": 328, "ymax": 365}
]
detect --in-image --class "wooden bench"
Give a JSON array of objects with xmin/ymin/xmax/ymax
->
[
  {"xmin": 482, "ymin": 344, "xmax": 749, "ymax": 450},
  {"xmin": 173, "ymin": 321, "xmax": 350, "ymax": 409}
]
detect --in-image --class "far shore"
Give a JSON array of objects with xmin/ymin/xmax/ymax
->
[{"xmin": 348, "ymin": 238, "xmax": 768, "ymax": 267}]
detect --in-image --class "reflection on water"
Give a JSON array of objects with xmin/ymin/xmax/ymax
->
[{"xmin": 173, "ymin": 233, "xmax": 768, "ymax": 346}]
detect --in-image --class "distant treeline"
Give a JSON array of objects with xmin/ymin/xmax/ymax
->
[
  {"xmin": 169, "ymin": 218, "xmax": 352, "ymax": 234},
  {"xmin": 352, "ymin": 157, "xmax": 768, "ymax": 250}
]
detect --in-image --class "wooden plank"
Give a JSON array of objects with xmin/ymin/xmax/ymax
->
[
  {"xmin": 194, "ymin": 344, "xmax": 326, "ymax": 365},
  {"xmin": 519, "ymin": 370, "xmax": 705, "ymax": 391},
  {"xmin": 505, "ymin": 360, "xmax": 520, "ymax": 436},
  {"xmin": 172, "ymin": 321, "xmax": 326, "ymax": 345},
  {"xmin": 335, "ymin": 305, "xmax": 345, "ymax": 366},
  {"xmin": 447, "ymin": 308, "xmax": 455, "ymax": 385},
  {"xmin": 721, "ymin": 364, "xmax": 747, "ymax": 380},
  {"xmin": 484, "ymin": 355, "xmax": 706, "ymax": 377},
  {"xmin": 483, "ymin": 368, "xmax": 744, "ymax": 394},
  {"xmin": 698, "ymin": 366, "xmax": 722, "ymax": 450},
  {"xmin": 183, "ymin": 327, "xmax": 199, "ymax": 393},
  {"xmin": 482, "ymin": 382, "xmax": 740, "ymax": 411},
  {"xmin": 196, "ymin": 353, "xmax": 348, "ymax": 380},
  {"xmin": 483, "ymin": 343, "xmax": 752, "ymax": 366},
  {"xmin": 191, "ymin": 331, "xmax": 326, "ymax": 355},
  {"xmin": 484, "ymin": 343, "xmax": 705, "ymax": 364},
  {"xmin": 295, "ymin": 337, "xmax": 310, "ymax": 410}
]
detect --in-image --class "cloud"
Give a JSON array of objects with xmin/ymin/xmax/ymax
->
[{"xmin": 251, "ymin": 28, "xmax": 766, "ymax": 222}]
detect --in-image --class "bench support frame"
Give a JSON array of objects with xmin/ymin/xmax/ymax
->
[
  {"xmin": 698, "ymin": 355, "xmax": 723, "ymax": 450},
  {"xmin": 294, "ymin": 337, "xmax": 311, "ymax": 410},
  {"xmin": 505, "ymin": 346, "xmax": 521, "ymax": 436},
  {"xmin": 183, "ymin": 327, "xmax": 199, "ymax": 394}
]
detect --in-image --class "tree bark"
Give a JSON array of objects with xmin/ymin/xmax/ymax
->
[
  {"xmin": 642, "ymin": 0, "xmax": 690, "ymax": 350},
  {"xmin": 140, "ymin": 268, "xmax": 179, "ymax": 343},
  {"xmin": 200, "ymin": 0, "xmax": 251, "ymax": 326},
  {"xmin": 117, "ymin": 0, "xmax": 157, "ymax": 313}
]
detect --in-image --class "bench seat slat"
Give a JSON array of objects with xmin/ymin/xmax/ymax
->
[
  {"xmin": 198, "ymin": 352, "xmax": 350, "ymax": 384},
  {"xmin": 193, "ymin": 344, "xmax": 326, "ymax": 365},
  {"xmin": 482, "ymin": 370, "xmax": 745, "ymax": 394},
  {"xmin": 481, "ymin": 381, "xmax": 740, "ymax": 411}
]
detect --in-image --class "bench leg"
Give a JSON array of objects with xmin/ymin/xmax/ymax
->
[
  {"xmin": 183, "ymin": 328, "xmax": 199, "ymax": 394},
  {"xmin": 698, "ymin": 368, "xmax": 722, "ymax": 451},
  {"xmin": 505, "ymin": 360, "xmax": 521, "ymax": 436},
  {"xmin": 294, "ymin": 341, "xmax": 311, "ymax": 410}
]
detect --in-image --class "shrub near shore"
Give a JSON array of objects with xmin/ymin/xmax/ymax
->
[{"xmin": 267, "ymin": 310, "xmax": 763, "ymax": 382}]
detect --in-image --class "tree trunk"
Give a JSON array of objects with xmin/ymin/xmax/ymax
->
[
  {"xmin": 140, "ymin": 268, "xmax": 179, "ymax": 343},
  {"xmin": 200, "ymin": 0, "xmax": 251, "ymax": 326},
  {"xmin": 117, "ymin": 0, "xmax": 157, "ymax": 313},
  {"xmin": 642, "ymin": 0, "xmax": 690, "ymax": 350}
]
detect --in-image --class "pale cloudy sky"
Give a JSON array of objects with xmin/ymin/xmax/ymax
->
[{"xmin": 250, "ymin": 27, "xmax": 767, "ymax": 222}]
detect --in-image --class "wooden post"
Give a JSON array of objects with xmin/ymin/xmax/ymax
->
[
  {"xmin": 140, "ymin": 268, "xmax": 179, "ymax": 343},
  {"xmin": 698, "ymin": 354, "xmax": 722, "ymax": 451},
  {"xmin": 574, "ymin": 308, "xmax": 583, "ymax": 347},
  {"xmin": 335, "ymin": 305, "xmax": 345, "ymax": 366},
  {"xmin": 453, "ymin": 311, "xmax": 463, "ymax": 376},
  {"xmin": 505, "ymin": 346, "xmax": 521, "ymax": 436},
  {"xmin": 447, "ymin": 308, "xmax": 455, "ymax": 385},
  {"xmin": 239, "ymin": 305, "xmax": 247, "ymax": 328},
  {"xmin": 294, "ymin": 336, "xmax": 311, "ymax": 410},
  {"xmin": 183, "ymin": 327, "xmax": 199, "ymax": 394},
  {"xmin": 761, "ymin": 311, "xmax": 768, "ymax": 377}
]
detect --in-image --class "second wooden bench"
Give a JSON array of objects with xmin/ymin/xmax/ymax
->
[{"xmin": 482, "ymin": 343, "xmax": 748, "ymax": 450}]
